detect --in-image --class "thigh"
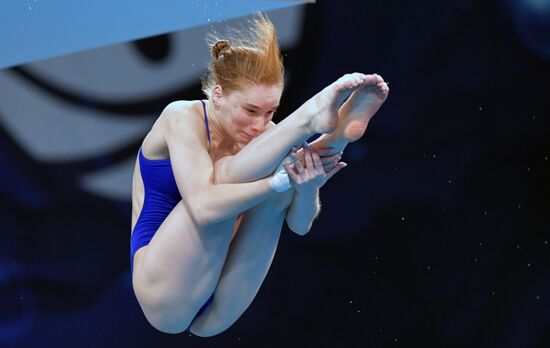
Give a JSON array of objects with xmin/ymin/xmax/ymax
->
[
  {"xmin": 189, "ymin": 190, "xmax": 294, "ymax": 335},
  {"xmin": 132, "ymin": 200, "xmax": 237, "ymax": 332}
]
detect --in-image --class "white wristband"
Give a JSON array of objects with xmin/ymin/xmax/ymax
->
[{"xmin": 268, "ymin": 156, "xmax": 292, "ymax": 192}]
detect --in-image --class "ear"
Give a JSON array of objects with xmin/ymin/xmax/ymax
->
[{"xmin": 212, "ymin": 85, "xmax": 223, "ymax": 106}]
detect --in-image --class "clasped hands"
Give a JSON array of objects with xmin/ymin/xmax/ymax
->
[{"xmin": 282, "ymin": 142, "xmax": 347, "ymax": 193}]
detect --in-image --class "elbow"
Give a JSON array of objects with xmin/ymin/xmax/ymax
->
[
  {"xmin": 192, "ymin": 205, "xmax": 229, "ymax": 227},
  {"xmin": 287, "ymin": 221, "xmax": 311, "ymax": 236},
  {"xmin": 185, "ymin": 187, "xmax": 224, "ymax": 226},
  {"xmin": 186, "ymin": 197, "xmax": 216, "ymax": 227},
  {"xmin": 191, "ymin": 206, "xmax": 218, "ymax": 227},
  {"xmin": 292, "ymin": 229, "xmax": 310, "ymax": 236}
]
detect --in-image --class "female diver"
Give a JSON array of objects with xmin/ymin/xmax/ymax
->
[{"xmin": 130, "ymin": 14, "xmax": 389, "ymax": 337}]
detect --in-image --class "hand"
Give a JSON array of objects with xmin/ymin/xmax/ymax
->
[
  {"xmin": 321, "ymin": 152, "xmax": 343, "ymax": 172},
  {"xmin": 283, "ymin": 143, "xmax": 347, "ymax": 192},
  {"xmin": 295, "ymin": 146, "xmax": 343, "ymax": 173}
]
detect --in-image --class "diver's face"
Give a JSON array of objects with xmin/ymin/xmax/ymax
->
[{"xmin": 219, "ymin": 83, "xmax": 282, "ymax": 144}]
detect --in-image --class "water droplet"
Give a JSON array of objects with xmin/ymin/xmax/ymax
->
[
  {"xmin": 517, "ymin": 244, "xmax": 521, "ymax": 249},
  {"xmin": 537, "ymin": 296, "xmax": 540, "ymax": 300},
  {"xmin": 492, "ymin": 291, "xmax": 495, "ymax": 296},
  {"xmin": 479, "ymin": 242, "xmax": 483, "ymax": 246},
  {"xmin": 478, "ymin": 106, "xmax": 483, "ymax": 111},
  {"xmin": 427, "ymin": 265, "xmax": 431, "ymax": 270},
  {"xmin": 448, "ymin": 179, "xmax": 452, "ymax": 184},
  {"xmin": 401, "ymin": 217, "xmax": 405, "ymax": 221},
  {"xmin": 474, "ymin": 258, "xmax": 478, "ymax": 262},
  {"xmin": 28, "ymin": 6, "xmax": 32, "ymax": 10},
  {"xmin": 432, "ymin": 154, "xmax": 437, "ymax": 158},
  {"xmin": 527, "ymin": 167, "xmax": 531, "ymax": 171},
  {"xmin": 484, "ymin": 211, "xmax": 488, "ymax": 215},
  {"xmin": 518, "ymin": 204, "xmax": 522, "ymax": 209},
  {"xmin": 349, "ymin": 300, "xmax": 353, "ymax": 304},
  {"xmin": 532, "ymin": 115, "xmax": 536, "ymax": 120},
  {"xmin": 527, "ymin": 263, "xmax": 531, "ymax": 267}
]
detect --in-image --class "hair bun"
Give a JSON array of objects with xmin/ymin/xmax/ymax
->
[{"xmin": 211, "ymin": 40, "xmax": 231, "ymax": 60}]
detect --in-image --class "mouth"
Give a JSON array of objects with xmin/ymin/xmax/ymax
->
[{"xmin": 241, "ymin": 132, "xmax": 254, "ymax": 140}]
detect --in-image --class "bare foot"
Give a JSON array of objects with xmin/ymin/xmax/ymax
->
[
  {"xmin": 305, "ymin": 73, "xmax": 369, "ymax": 134},
  {"xmin": 338, "ymin": 74, "xmax": 389, "ymax": 142}
]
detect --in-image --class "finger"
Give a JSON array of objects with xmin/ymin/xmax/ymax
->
[
  {"xmin": 296, "ymin": 147, "xmax": 307, "ymax": 165},
  {"xmin": 325, "ymin": 162, "xmax": 347, "ymax": 181},
  {"xmin": 320, "ymin": 153, "xmax": 341, "ymax": 165},
  {"xmin": 295, "ymin": 157, "xmax": 306, "ymax": 177},
  {"xmin": 323, "ymin": 161, "xmax": 337, "ymax": 173},
  {"xmin": 283, "ymin": 161, "xmax": 294, "ymax": 175},
  {"xmin": 322, "ymin": 153, "xmax": 341, "ymax": 171},
  {"xmin": 295, "ymin": 155, "xmax": 305, "ymax": 168},
  {"xmin": 321, "ymin": 159, "xmax": 337, "ymax": 171},
  {"xmin": 296, "ymin": 146, "xmax": 304, "ymax": 156},
  {"xmin": 283, "ymin": 162, "xmax": 299, "ymax": 183},
  {"xmin": 304, "ymin": 144, "xmax": 314, "ymax": 170},
  {"xmin": 316, "ymin": 146, "xmax": 336, "ymax": 156},
  {"xmin": 288, "ymin": 146, "xmax": 297, "ymax": 158},
  {"xmin": 311, "ymin": 150, "xmax": 324, "ymax": 173}
]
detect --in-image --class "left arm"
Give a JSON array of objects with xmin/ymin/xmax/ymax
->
[{"xmin": 284, "ymin": 143, "xmax": 346, "ymax": 235}]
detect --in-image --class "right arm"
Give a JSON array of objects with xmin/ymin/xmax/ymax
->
[{"xmin": 164, "ymin": 104, "xmax": 276, "ymax": 226}]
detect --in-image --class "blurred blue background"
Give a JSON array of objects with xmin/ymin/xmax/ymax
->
[{"xmin": 1, "ymin": 0, "xmax": 549, "ymax": 347}]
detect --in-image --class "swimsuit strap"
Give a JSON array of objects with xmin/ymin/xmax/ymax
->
[{"xmin": 200, "ymin": 100, "xmax": 211, "ymax": 144}]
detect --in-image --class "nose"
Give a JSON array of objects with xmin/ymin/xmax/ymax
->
[{"xmin": 250, "ymin": 119, "xmax": 265, "ymax": 133}]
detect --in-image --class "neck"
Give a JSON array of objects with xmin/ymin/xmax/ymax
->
[{"xmin": 205, "ymin": 100, "xmax": 228, "ymax": 141}]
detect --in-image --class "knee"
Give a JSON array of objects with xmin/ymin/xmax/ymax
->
[
  {"xmin": 144, "ymin": 309, "xmax": 191, "ymax": 335},
  {"xmin": 132, "ymin": 273, "xmax": 194, "ymax": 334},
  {"xmin": 189, "ymin": 325, "xmax": 227, "ymax": 337},
  {"xmin": 188, "ymin": 313, "xmax": 233, "ymax": 337},
  {"xmin": 138, "ymin": 294, "xmax": 195, "ymax": 334}
]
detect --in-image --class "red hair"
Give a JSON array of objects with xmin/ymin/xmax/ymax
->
[{"xmin": 202, "ymin": 13, "xmax": 284, "ymax": 97}]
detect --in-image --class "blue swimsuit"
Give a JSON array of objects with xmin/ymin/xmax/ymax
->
[{"xmin": 130, "ymin": 100, "xmax": 214, "ymax": 330}]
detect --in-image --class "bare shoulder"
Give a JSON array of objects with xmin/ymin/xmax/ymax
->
[
  {"xmin": 162, "ymin": 100, "xmax": 201, "ymax": 125},
  {"xmin": 142, "ymin": 100, "xmax": 206, "ymax": 158},
  {"xmin": 160, "ymin": 100, "xmax": 209, "ymax": 146}
]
